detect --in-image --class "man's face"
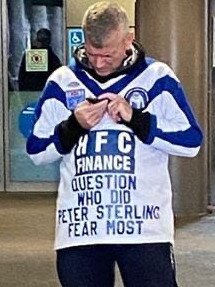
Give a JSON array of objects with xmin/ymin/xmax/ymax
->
[{"xmin": 85, "ymin": 29, "xmax": 133, "ymax": 76}]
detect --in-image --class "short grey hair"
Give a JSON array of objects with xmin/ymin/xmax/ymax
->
[{"xmin": 82, "ymin": 1, "xmax": 129, "ymax": 47}]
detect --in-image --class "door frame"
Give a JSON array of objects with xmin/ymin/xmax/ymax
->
[
  {"xmin": 0, "ymin": 0, "xmax": 5, "ymax": 191},
  {"xmin": 1, "ymin": 0, "xmax": 66, "ymax": 192}
]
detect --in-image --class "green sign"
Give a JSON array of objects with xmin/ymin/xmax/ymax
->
[{"xmin": 25, "ymin": 49, "xmax": 48, "ymax": 72}]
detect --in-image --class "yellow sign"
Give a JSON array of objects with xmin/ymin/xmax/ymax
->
[{"xmin": 25, "ymin": 49, "xmax": 48, "ymax": 72}]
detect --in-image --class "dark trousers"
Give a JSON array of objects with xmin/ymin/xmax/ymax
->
[{"xmin": 57, "ymin": 243, "xmax": 178, "ymax": 287}]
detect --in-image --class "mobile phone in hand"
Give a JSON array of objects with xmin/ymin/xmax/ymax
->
[{"xmin": 87, "ymin": 98, "xmax": 110, "ymax": 104}]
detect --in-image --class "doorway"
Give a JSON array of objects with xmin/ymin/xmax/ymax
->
[{"xmin": 1, "ymin": 0, "xmax": 64, "ymax": 191}]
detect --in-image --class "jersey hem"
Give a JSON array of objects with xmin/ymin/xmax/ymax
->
[{"xmin": 54, "ymin": 237, "xmax": 174, "ymax": 250}]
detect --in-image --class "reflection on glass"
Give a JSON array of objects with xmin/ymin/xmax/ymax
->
[
  {"xmin": 18, "ymin": 28, "xmax": 62, "ymax": 91},
  {"xmin": 7, "ymin": 0, "xmax": 63, "ymax": 182},
  {"xmin": 9, "ymin": 91, "xmax": 61, "ymax": 182}
]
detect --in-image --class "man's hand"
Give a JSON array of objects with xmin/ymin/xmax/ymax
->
[
  {"xmin": 99, "ymin": 93, "xmax": 132, "ymax": 123},
  {"xmin": 74, "ymin": 99, "xmax": 108, "ymax": 129}
]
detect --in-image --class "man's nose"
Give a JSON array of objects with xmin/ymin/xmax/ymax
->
[{"xmin": 94, "ymin": 56, "xmax": 106, "ymax": 68}]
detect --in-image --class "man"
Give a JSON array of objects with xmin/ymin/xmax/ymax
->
[
  {"xmin": 18, "ymin": 28, "xmax": 62, "ymax": 91},
  {"xmin": 26, "ymin": 2, "xmax": 203, "ymax": 286}
]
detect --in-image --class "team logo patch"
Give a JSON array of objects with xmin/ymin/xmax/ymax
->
[
  {"xmin": 66, "ymin": 89, "xmax": 85, "ymax": 110},
  {"xmin": 125, "ymin": 88, "xmax": 149, "ymax": 109}
]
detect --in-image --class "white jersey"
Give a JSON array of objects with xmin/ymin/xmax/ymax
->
[{"xmin": 27, "ymin": 54, "xmax": 202, "ymax": 250}]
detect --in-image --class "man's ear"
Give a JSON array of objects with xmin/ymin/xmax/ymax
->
[{"xmin": 125, "ymin": 32, "xmax": 134, "ymax": 49}]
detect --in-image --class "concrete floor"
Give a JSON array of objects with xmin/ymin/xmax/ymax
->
[{"xmin": 0, "ymin": 193, "xmax": 214, "ymax": 287}]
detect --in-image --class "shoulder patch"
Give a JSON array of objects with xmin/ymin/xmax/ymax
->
[{"xmin": 65, "ymin": 89, "xmax": 85, "ymax": 110}]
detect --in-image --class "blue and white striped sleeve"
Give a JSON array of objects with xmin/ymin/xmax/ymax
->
[
  {"xmin": 26, "ymin": 80, "xmax": 71, "ymax": 165},
  {"xmin": 126, "ymin": 62, "xmax": 203, "ymax": 157},
  {"xmin": 143, "ymin": 64, "xmax": 203, "ymax": 157}
]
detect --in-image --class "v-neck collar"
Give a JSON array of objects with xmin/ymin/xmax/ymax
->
[{"xmin": 70, "ymin": 42, "xmax": 148, "ymax": 96}]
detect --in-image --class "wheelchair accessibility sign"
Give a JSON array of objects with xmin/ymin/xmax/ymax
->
[
  {"xmin": 67, "ymin": 27, "xmax": 85, "ymax": 65},
  {"xmin": 70, "ymin": 30, "xmax": 83, "ymax": 44}
]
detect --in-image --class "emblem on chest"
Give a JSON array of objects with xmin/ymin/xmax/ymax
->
[{"xmin": 125, "ymin": 87, "xmax": 149, "ymax": 109}]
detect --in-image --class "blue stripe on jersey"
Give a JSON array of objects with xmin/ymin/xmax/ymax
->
[
  {"xmin": 148, "ymin": 75, "xmax": 198, "ymax": 125},
  {"xmin": 26, "ymin": 134, "xmax": 53, "ymax": 155},
  {"xmin": 34, "ymin": 81, "xmax": 66, "ymax": 119},
  {"xmin": 146, "ymin": 75, "xmax": 203, "ymax": 147},
  {"xmin": 26, "ymin": 82, "xmax": 67, "ymax": 156},
  {"xmin": 26, "ymin": 131, "xmax": 64, "ymax": 155},
  {"xmin": 155, "ymin": 127, "xmax": 203, "ymax": 147},
  {"xmin": 145, "ymin": 115, "xmax": 203, "ymax": 148},
  {"xmin": 69, "ymin": 57, "xmax": 148, "ymax": 96}
]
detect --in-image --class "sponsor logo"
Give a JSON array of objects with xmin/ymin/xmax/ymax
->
[{"xmin": 74, "ymin": 130, "xmax": 135, "ymax": 176}]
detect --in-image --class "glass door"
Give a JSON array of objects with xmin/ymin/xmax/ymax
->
[{"xmin": 2, "ymin": 0, "xmax": 64, "ymax": 191}]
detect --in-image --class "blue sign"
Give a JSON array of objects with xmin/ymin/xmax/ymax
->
[
  {"xmin": 19, "ymin": 102, "xmax": 37, "ymax": 138},
  {"xmin": 70, "ymin": 30, "xmax": 84, "ymax": 45},
  {"xmin": 67, "ymin": 27, "xmax": 85, "ymax": 65}
]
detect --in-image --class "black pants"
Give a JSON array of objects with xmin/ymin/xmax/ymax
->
[{"xmin": 57, "ymin": 243, "xmax": 178, "ymax": 287}]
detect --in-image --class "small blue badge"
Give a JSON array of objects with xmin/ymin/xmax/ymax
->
[
  {"xmin": 125, "ymin": 88, "xmax": 149, "ymax": 109},
  {"xmin": 66, "ymin": 89, "xmax": 85, "ymax": 110}
]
